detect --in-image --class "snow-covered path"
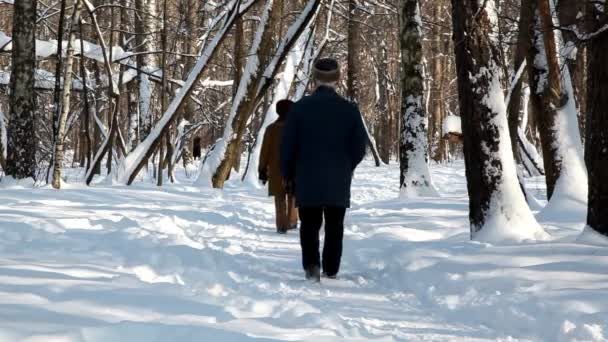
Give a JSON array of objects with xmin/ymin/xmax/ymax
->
[{"xmin": 0, "ymin": 161, "xmax": 607, "ymax": 341}]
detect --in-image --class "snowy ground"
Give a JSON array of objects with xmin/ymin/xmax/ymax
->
[{"xmin": 0, "ymin": 160, "xmax": 606, "ymax": 341}]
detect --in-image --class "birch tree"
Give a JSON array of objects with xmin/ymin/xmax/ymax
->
[
  {"xmin": 398, "ymin": 0, "xmax": 437, "ymax": 197},
  {"xmin": 52, "ymin": 0, "xmax": 82, "ymax": 189}
]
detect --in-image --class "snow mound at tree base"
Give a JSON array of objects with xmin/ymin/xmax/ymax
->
[
  {"xmin": 577, "ymin": 226, "xmax": 608, "ymax": 246},
  {"xmin": 474, "ymin": 193, "xmax": 550, "ymax": 243}
]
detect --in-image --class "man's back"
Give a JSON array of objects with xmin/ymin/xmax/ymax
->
[{"xmin": 281, "ymin": 86, "xmax": 367, "ymax": 208}]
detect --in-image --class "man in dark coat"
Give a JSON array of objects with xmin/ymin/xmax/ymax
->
[
  {"xmin": 280, "ymin": 57, "xmax": 367, "ymax": 282},
  {"xmin": 259, "ymin": 100, "xmax": 298, "ymax": 234}
]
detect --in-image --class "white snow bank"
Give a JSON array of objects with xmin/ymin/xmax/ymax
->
[
  {"xmin": 0, "ymin": 31, "xmax": 131, "ymax": 62},
  {"xmin": 0, "ymin": 69, "xmax": 84, "ymax": 90}
]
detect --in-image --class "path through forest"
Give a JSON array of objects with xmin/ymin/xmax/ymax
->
[{"xmin": 0, "ymin": 160, "xmax": 606, "ymax": 341}]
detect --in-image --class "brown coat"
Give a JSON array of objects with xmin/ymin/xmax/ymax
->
[{"xmin": 259, "ymin": 120, "xmax": 286, "ymax": 196}]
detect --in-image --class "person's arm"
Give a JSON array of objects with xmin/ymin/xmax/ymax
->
[
  {"xmin": 258, "ymin": 128, "xmax": 272, "ymax": 183},
  {"xmin": 281, "ymin": 104, "xmax": 299, "ymax": 181},
  {"xmin": 351, "ymin": 104, "xmax": 368, "ymax": 170}
]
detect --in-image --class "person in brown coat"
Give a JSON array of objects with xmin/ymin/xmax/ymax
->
[{"xmin": 259, "ymin": 99, "xmax": 298, "ymax": 234}]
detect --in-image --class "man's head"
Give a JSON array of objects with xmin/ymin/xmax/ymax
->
[
  {"xmin": 313, "ymin": 58, "xmax": 340, "ymax": 88},
  {"xmin": 276, "ymin": 99, "xmax": 294, "ymax": 120}
]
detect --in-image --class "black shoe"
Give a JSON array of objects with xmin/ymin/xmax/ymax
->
[
  {"xmin": 277, "ymin": 227, "xmax": 287, "ymax": 234},
  {"xmin": 288, "ymin": 224, "xmax": 298, "ymax": 230},
  {"xmin": 305, "ymin": 266, "xmax": 321, "ymax": 282},
  {"xmin": 322, "ymin": 272, "xmax": 337, "ymax": 279}
]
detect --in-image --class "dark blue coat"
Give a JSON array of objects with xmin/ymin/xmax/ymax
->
[{"xmin": 280, "ymin": 86, "xmax": 367, "ymax": 208}]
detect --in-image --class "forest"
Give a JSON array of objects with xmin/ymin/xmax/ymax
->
[{"xmin": 0, "ymin": 0, "xmax": 607, "ymax": 340}]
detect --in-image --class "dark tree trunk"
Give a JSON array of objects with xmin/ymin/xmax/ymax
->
[
  {"xmin": 6, "ymin": 0, "xmax": 37, "ymax": 180},
  {"xmin": 346, "ymin": 0, "xmax": 361, "ymax": 102},
  {"xmin": 526, "ymin": 0, "xmax": 566, "ymax": 200},
  {"xmin": 451, "ymin": 0, "xmax": 539, "ymax": 237},
  {"xmin": 585, "ymin": 3, "xmax": 608, "ymax": 237},
  {"xmin": 506, "ymin": 0, "xmax": 533, "ymax": 164}
]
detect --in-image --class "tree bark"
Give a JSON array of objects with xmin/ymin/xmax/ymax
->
[
  {"xmin": 585, "ymin": 2, "xmax": 608, "ymax": 237},
  {"xmin": 451, "ymin": 0, "xmax": 543, "ymax": 239},
  {"xmin": 135, "ymin": 0, "xmax": 158, "ymax": 141},
  {"xmin": 506, "ymin": 0, "xmax": 533, "ymax": 164},
  {"xmin": 399, "ymin": 0, "xmax": 436, "ymax": 196},
  {"xmin": 346, "ymin": 0, "xmax": 361, "ymax": 102},
  {"xmin": 6, "ymin": 0, "xmax": 37, "ymax": 180},
  {"xmin": 52, "ymin": 0, "xmax": 82, "ymax": 189}
]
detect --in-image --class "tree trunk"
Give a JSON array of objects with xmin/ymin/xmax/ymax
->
[
  {"xmin": 585, "ymin": 2, "xmax": 608, "ymax": 237},
  {"xmin": 399, "ymin": 0, "xmax": 436, "ymax": 197},
  {"xmin": 346, "ymin": 0, "xmax": 361, "ymax": 102},
  {"xmin": 451, "ymin": 0, "xmax": 545, "ymax": 240},
  {"xmin": 375, "ymin": 30, "xmax": 390, "ymax": 165},
  {"xmin": 50, "ymin": 0, "xmax": 67, "ymax": 179},
  {"xmin": 52, "ymin": 0, "xmax": 82, "ymax": 189},
  {"xmin": 135, "ymin": 0, "xmax": 158, "ymax": 141},
  {"xmin": 6, "ymin": 0, "xmax": 37, "ymax": 180},
  {"xmin": 527, "ymin": 0, "xmax": 586, "ymax": 205},
  {"xmin": 346, "ymin": 0, "xmax": 381, "ymax": 167},
  {"xmin": 506, "ymin": 0, "xmax": 533, "ymax": 164}
]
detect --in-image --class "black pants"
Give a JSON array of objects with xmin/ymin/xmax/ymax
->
[{"xmin": 299, "ymin": 206, "xmax": 346, "ymax": 276}]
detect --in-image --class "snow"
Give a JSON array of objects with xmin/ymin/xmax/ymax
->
[
  {"xmin": 0, "ymin": 160, "xmax": 606, "ymax": 341},
  {"xmin": 0, "ymin": 31, "xmax": 130, "ymax": 63},
  {"xmin": 0, "ymin": 69, "xmax": 84, "ymax": 90},
  {"xmin": 400, "ymin": 95, "xmax": 439, "ymax": 198},
  {"xmin": 442, "ymin": 115, "xmax": 461, "ymax": 135}
]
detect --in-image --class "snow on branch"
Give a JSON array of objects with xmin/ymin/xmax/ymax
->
[{"xmin": 254, "ymin": 0, "xmax": 321, "ymax": 101}]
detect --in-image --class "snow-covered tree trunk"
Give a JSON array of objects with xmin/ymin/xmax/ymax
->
[
  {"xmin": 451, "ymin": 0, "xmax": 546, "ymax": 241},
  {"xmin": 527, "ymin": 0, "xmax": 587, "ymax": 218},
  {"xmin": 375, "ymin": 36, "xmax": 391, "ymax": 165},
  {"xmin": 52, "ymin": 0, "xmax": 82, "ymax": 189},
  {"xmin": 398, "ymin": 0, "xmax": 437, "ymax": 197},
  {"xmin": 585, "ymin": 2, "xmax": 608, "ymax": 238},
  {"xmin": 135, "ymin": 0, "xmax": 158, "ymax": 141},
  {"xmin": 6, "ymin": 0, "xmax": 37, "ymax": 180}
]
